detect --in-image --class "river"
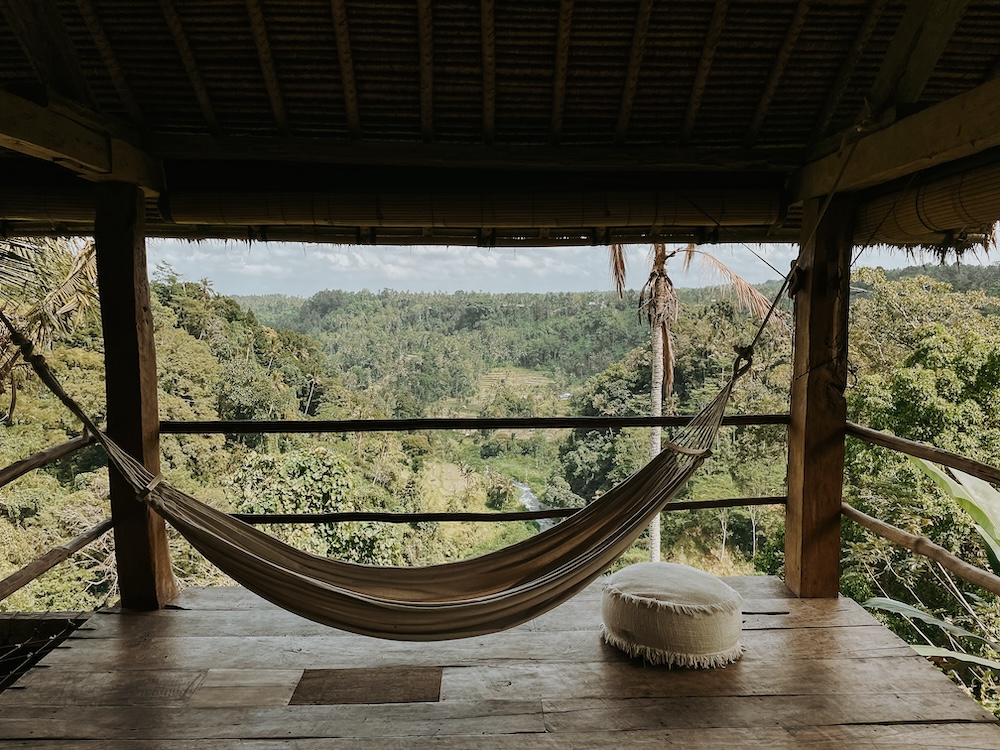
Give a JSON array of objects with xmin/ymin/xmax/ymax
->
[{"xmin": 513, "ymin": 480, "xmax": 555, "ymax": 532}]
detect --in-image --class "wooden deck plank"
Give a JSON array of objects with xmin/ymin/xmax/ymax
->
[
  {"xmin": 49, "ymin": 620, "xmax": 912, "ymax": 672},
  {"xmin": 3, "ymin": 723, "xmax": 1000, "ymax": 750},
  {"xmin": 74, "ymin": 590, "xmax": 868, "ymax": 640},
  {"xmin": 439, "ymin": 655, "xmax": 960, "ymax": 701},
  {"xmin": 0, "ymin": 702, "xmax": 546, "ymax": 740},
  {"xmin": 541, "ymin": 693, "xmax": 997, "ymax": 732}
]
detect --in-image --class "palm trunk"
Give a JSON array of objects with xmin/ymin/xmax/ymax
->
[{"xmin": 649, "ymin": 323, "xmax": 663, "ymax": 562}]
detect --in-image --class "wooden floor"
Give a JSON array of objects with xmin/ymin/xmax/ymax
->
[{"xmin": 1, "ymin": 576, "xmax": 999, "ymax": 748}]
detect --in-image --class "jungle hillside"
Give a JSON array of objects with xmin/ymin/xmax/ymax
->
[{"xmin": 4, "ymin": 243, "xmax": 1000, "ymax": 712}]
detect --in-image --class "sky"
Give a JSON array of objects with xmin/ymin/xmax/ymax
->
[{"xmin": 145, "ymin": 238, "xmax": 979, "ymax": 298}]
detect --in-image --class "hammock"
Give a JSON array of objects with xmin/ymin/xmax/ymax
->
[{"xmin": 3, "ymin": 312, "xmax": 749, "ymax": 641}]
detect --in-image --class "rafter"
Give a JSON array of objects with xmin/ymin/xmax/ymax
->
[
  {"xmin": 790, "ymin": 76, "xmax": 1000, "ymax": 203},
  {"xmin": 75, "ymin": 0, "xmax": 145, "ymax": 129},
  {"xmin": 810, "ymin": 0, "xmax": 889, "ymax": 144},
  {"xmin": 680, "ymin": 0, "xmax": 729, "ymax": 145},
  {"xmin": 416, "ymin": 0, "xmax": 434, "ymax": 142},
  {"xmin": 743, "ymin": 0, "xmax": 811, "ymax": 148},
  {"xmin": 0, "ymin": 0, "xmax": 94, "ymax": 106},
  {"xmin": 330, "ymin": 0, "xmax": 360, "ymax": 139},
  {"xmin": 158, "ymin": 0, "xmax": 221, "ymax": 134},
  {"xmin": 866, "ymin": 0, "xmax": 971, "ymax": 116},
  {"xmin": 549, "ymin": 0, "xmax": 574, "ymax": 144},
  {"xmin": 615, "ymin": 0, "xmax": 654, "ymax": 146},
  {"xmin": 481, "ymin": 0, "xmax": 496, "ymax": 145},
  {"xmin": 246, "ymin": 0, "xmax": 290, "ymax": 136},
  {"xmin": 0, "ymin": 89, "xmax": 163, "ymax": 194}
]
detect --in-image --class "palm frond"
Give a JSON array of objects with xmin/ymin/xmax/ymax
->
[
  {"xmin": 684, "ymin": 247, "xmax": 787, "ymax": 332},
  {"xmin": 608, "ymin": 244, "xmax": 627, "ymax": 299}
]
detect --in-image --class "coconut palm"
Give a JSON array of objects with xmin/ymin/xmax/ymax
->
[
  {"xmin": 0, "ymin": 237, "xmax": 99, "ymax": 422},
  {"xmin": 611, "ymin": 242, "xmax": 778, "ymax": 562}
]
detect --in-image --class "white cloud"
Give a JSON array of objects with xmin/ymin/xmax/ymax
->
[{"xmin": 146, "ymin": 238, "xmax": 930, "ymax": 298}]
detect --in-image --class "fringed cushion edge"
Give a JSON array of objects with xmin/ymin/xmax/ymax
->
[{"xmin": 601, "ymin": 626, "xmax": 745, "ymax": 668}]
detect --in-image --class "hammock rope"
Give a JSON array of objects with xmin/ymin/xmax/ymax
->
[{"xmin": 0, "ymin": 308, "xmax": 753, "ymax": 640}]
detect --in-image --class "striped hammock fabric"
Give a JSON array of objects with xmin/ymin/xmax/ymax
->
[{"xmin": 7, "ymin": 312, "xmax": 743, "ymax": 641}]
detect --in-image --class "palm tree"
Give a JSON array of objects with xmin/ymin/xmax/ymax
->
[
  {"xmin": 610, "ymin": 242, "xmax": 777, "ymax": 562},
  {"xmin": 0, "ymin": 237, "xmax": 98, "ymax": 422}
]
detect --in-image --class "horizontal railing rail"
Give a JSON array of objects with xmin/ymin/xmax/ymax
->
[
  {"xmin": 0, "ymin": 519, "xmax": 114, "ymax": 601},
  {"xmin": 841, "ymin": 502, "xmax": 1000, "ymax": 597},
  {"xmin": 846, "ymin": 421, "xmax": 1000, "ymax": 485},
  {"xmin": 233, "ymin": 496, "xmax": 787, "ymax": 525},
  {"xmin": 161, "ymin": 413, "xmax": 790, "ymax": 435},
  {"xmin": 843, "ymin": 423, "xmax": 1000, "ymax": 596},
  {"xmin": 0, "ymin": 434, "xmax": 94, "ymax": 490}
]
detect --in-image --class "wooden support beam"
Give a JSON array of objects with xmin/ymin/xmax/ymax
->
[
  {"xmin": 246, "ymin": 0, "xmax": 289, "ymax": 135},
  {"xmin": 94, "ymin": 183, "xmax": 177, "ymax": 611},
  {"xmin": 0, "ymin": 0, "xmax": 94, "ymax": 107},
  {"xmin": 480, "ymin": 0, "xmax": 496, "ymax": 145},
  {"xmin": 614, "ymin": 0, "xmax": 653, "ymax": 146},
  {"xmin": 810, "ymin": 0, "xmax": 889, "ymax": 143},
  {"xmin": 785, "ymin": 196, "xmax": 854, "ymax": 598},
  {"xmin": 744, "ymin": 0, "xmax": 811, "ymax": 148},
  {"xmin": 416, "ymin": 0, "xmax": 434, "ymax": 142},
  {"xmin": 145, "ymin": 134, "xmax": 800, "ymax": 171},
  {"xmin": 75, "ymin": 0, "xmax": 145, "ymax": 129},
  {"xmin": 867, "ymin": 0, "xmax": 970, "ymax": 116},
  {"xmin": 0, "ymin": 89, "xmax": 163, "ymax": 194},
  {"xmin": 549, "ymin": 0, "xmax": 574, "ymax": 144},
  {"xmin": 680, "ymin": 0, "xmax": 729, "ymax": 145},
  {"xmin": 158, "ymin": 0, "xmax": 221, "ymax": 134},
  {"xmin": 330, "ymin": 0, "xmax": 360, "ymax": 139},
  {"xmin": 790, "ymin": 76, "xmax": 1000, "ymax": 202}
]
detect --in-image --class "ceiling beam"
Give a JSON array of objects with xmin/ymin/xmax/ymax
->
[
  {"xmin": 75, "ymin": 0, "xmax": 146, "ymax": 129},
  {"xmin": 481, "ymin": 0, "xmax": 496, "ymax": 145},
  {"xmin": 0, "ymin": 0, "xmax": 94, "ymax": 107},
  {"xmin": 549, "ymin": 0, "xmax": 574, "ymax": 144},
  {"xmin": 866, "ymin": 0, "xmax": 971, "ymax": 116},
  {"xmin": 680, "ymin": 0, "xmax": 729, "ymax": 145},
  {"xmin": 744, "ymin": 0, "xmax": 811, "ymax": 148},
  {"xmin": 416, "ymin": 0, "xmax": 434, "ymax": 142},
  {"xmin": 0, "ymin": 89, "xmax": 163, "ymax": 195},
  {"xmin": 330, "ymin": 0, "xmax": 360, "ymax": 139},
  {"xmin": 809, "ymin": 0, "xmax": 889, "ymax": 144},
  {"xmin": 158, "ymin": 0, "xmax": 221, "ymax": 134},
  {"xmin": 789, "ymin": 76, "xmax": 1000, "ymax": 203},
  {"xmin": 144, "ymin": 134, "xmax": 800, "ymax": 172},
  {"xmin": 246, "ymin": 0, "xmax": 290, "ymax": 136},
  {"xmin": 614, "ymin": 0, "xmax": 654, "ymax": 146}
]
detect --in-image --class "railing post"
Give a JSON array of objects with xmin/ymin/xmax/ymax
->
[
  {"xmin": 785, "ymin": 195, "xmax": 854, "ymax": 597},
  {"xmin": 94, "ymin": 182, "xmax": 178, "ymax": 609}
]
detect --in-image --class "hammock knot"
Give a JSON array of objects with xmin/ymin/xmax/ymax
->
[{"xmin": 732, "ymin": 346, "xmax": 753, "ymax": 378}]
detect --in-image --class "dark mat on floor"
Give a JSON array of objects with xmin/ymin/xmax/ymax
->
[{"xmin": 290, "ymin": 666, "xmax": 443, "ymax": 704}]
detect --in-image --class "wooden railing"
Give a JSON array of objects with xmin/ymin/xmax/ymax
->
[
  {"xmin": 0, "ymin": 435, "xmax": 111, "ymax": 602},
  {"xmin": 1, "ymin": 414, "xmax": 788, "ymax": 600},
  {"xmin": 844, "ymin": 421, "xmax": 1000, "ymax": 596},
  {"xmin": 160, "ymin": 413, "xmax": 790, "ymax": 434}
]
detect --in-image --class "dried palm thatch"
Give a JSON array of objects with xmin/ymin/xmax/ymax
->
[{"xmin": 0, "ymin": 238, "xmax": 98, "ymax": 422}]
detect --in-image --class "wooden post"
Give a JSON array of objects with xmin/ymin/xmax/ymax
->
[
  {"xmin": 94, "ymin": 182, "xmax": 178, "ymax": 610},
  {"xmin": 785, "ymin": 196, "xmax": 854, "ymax": 597}
]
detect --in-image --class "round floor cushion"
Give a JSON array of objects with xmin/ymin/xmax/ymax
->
[{"xmin": 601, "ymin": 562, "xmax": 744, "ymax": 668}]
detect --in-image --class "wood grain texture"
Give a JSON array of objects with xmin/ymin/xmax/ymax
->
[
  {"xmin": 2, "ymin": 577, "xmax": 997, "ymax": 745},
  {"xmin": 785, "ymin": 197, "xmax": 853, "ymax": 597},
  {"xmin": 95, "ymin": 184, "xmax": 177, "ymax": 610}
]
